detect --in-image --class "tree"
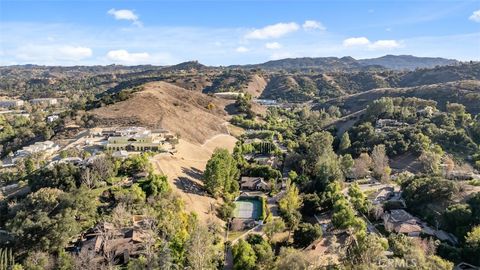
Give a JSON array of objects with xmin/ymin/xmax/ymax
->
[
  {"xmin": 332, "ymin": 197, "xmax": 366, "ymax": 232},
  {"xmin": 353, "ymin": 153, "xmax": 372, "ymax": 179},
  {"xmin": 203, "ymin": 148, "xmax": 239, "ymax": 199},
  {"xmin": 275, "ymin": 247, "xmax": 310, "ymax": 270},
  {"xmin": 263, "ymin": 218, "xmax": 285, "ymax": 243},
  {"xmin": 366, "ymin": 97, "xmax": 394, "ymax": 120},
  {"xmin": 339, "ymin": 132, "xmax": 351, "ymax": 153},
  {"xmin": 443, "ymin": 204, "xmax": 472, "ymax": 239},
  {"xmin": 185, "ymin": 224, "xmax": 217, "ymax": 270},
  {"xmin": 371, "ymin": 144, "xmax": 390, "ymax": 182},
  {"xmin": 348, "ymin": 182, "xmax": 370, "ymax": 214},
  {"xmin": 464, "ymin": 226, "xmax": 480, "ymax": 266},
  {"xmin": 293, "ymin": 222, "xmax": 323, "ymax": 248},
  {"xmin": 278, "ymin": 180, "xmax": 302, "ymax": 234},
  {"xmin": 340, "ymin": 154, "xmax": 354, "ymax": 178},
  {"xmin": 232, "ymin": 240, "xmax": 256, "ymax": 270},
  {"xmin": 346, "ymin": 234, "xmax": 388, "ymax": 265}
]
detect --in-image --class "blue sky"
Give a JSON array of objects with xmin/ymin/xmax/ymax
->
[{"xmin": 0, "ymin": 0, "xmax": 479, "ymax": 66}]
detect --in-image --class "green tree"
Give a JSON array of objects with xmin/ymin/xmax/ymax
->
[
  {"xmin": 464, "ymin": 226, "xmax": 480, "ymax": 266},
  {"xmin": 443, "ymin": 204, "xmax": 472, "ymax": 239},
  {"xmin": 278, "ymin": 180, "xmax": 302, "ymax": 234},
  {"xmin": 263, "ymin": 218, "xmax": 285, "ymax": 243},
  {"xmin": 339, "ymin": 132, "xmax": 351, "ymax": 153},
  {"xmin": 204, "ymin": 148, "xmax": 239, "ymax": 199},
  {"xmin": 293, "ymin": 222, "xmax": 323, "ymax": 248},
  {"xmin": 348, "ymin": 182, "xmax": 370, "ymax": 214},
  {"xmin": 232, "ymin": 240, "xmax": 256, "ymax": 270}
]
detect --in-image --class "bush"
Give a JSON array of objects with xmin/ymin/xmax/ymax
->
[{"xmin": 293, "ymin": 222, "xmax": 322, "ymax": 248}]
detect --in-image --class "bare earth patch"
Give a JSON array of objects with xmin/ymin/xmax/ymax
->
[{"xmin": 151, "ymin": 134, "xmax": 237, "ymax": 224}]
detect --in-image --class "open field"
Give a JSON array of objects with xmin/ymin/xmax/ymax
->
[{"xmin": 151, "ymin": 134, "xmax": 237, "ymax": 224}]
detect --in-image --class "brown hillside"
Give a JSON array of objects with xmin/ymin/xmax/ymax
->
[
  {"xmin": 244, "ymin": 74, "xmax": 268, "ymax": 97},
  {"xmin": 90, "ymin": 81, "xmax": 233, "ymax": 144}
]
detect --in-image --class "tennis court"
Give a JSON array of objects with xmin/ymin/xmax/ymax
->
[{"xmin": 234, "ymin": 197, "xmax": 262, "ymax": 219}]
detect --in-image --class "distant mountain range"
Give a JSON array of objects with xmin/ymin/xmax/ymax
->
[{"xmin": 231, "ymin": 55, "xmax": 459, "ymax": 71}]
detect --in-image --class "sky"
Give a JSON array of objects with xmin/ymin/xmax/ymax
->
[{"xmin": 0, "ymin": 0, "xmax": 479, "ymax": 66}]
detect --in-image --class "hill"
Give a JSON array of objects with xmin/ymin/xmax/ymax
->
[
  {"xmin": 233, "ymin": 55, "xmax": 457, "ymax": 72},
  {"xmin": 358, "ymin": 55, "xmax": 458, "ymax": 70},
  {"xmin": 90, "ymin": 81, "xmax": 233, "ymax": 144},
  {"xmin": 319, "ymin": 80, "xmax": 480, "ymax": 115}
]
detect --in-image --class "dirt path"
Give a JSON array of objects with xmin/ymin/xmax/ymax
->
[{"xmin": 151, "ymin": 134, "xmax": 237, "ymax": 224}]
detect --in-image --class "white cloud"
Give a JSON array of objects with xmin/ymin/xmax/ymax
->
[
  {"xmin": 369, "ymin": 40, "xmax": 401, "ymax": 49},
  {"xmin": 106, "ymin": 49, "xmax": 150, "ymax": 63},
  {"xmin": 469, "ymin": 10, "xmax": 480, "ymax": 22},
  {"xmin": 108, "ymin": 9, "xmax": 142, "ymax": 26},
  {"xmin": 235, "ymin": 46, "xmax": 249, "ymax": 53},
  {"xmin": 265, "ymin": 42, "xmax": 282, "ymax": 49},
  {"xmin": 245, "ymin": 22, "xmax": 299, "ymax": 39},
  {"xmin": 343, "ymin": 37, "xmax": 401, "ymax": 50},
  {"xmin": 302, "ymin": 20, "xmax": 326, "ymax": 31},
  {"xmin": 343, "ymin": 37, "xmax": 371, "ymax": 47}
]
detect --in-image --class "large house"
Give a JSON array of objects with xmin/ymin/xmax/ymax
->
[
  {"xmin": 15, "ymin": 141, "xmax": 59, "ymax": 158},
  {"xmin": 383, "ymin": 209, "xmax": 422, "ymax": 236},
  {"xmin": 240, "ymin": 177, "xmax": 269, "ymax": 191},
  {"xmin": 0, "ymin": 99, "xmax": 24, "ymax": 108},
  {"xmin": 30, "ymin": 98, "xmax": 58, "ymax": 106},
  {"xmin": 106, "ymin": 134, "xmax": 163, "ymax": 152}
]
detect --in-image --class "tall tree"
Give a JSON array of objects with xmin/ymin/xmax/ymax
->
[
  {"xmin": 203, "ymin": 148, "xmax": 239, "ymax": 199},
  {"xmin": 232, "ymin": 240, "xmax": 256, "ymax": 270},
  {"xmin": 339, "ymin": 132, "xmax": 351, "ymax": 153},
  {"xmin": 371, "ymin": 144, "xmax": 391, "ymax": 182}
]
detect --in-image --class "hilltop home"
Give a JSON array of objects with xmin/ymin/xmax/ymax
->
[{"xmin": 106, "ymin": 134, "xmax": 163, "ymax": 152}]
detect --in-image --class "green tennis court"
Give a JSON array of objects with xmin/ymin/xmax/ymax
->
[{"xmin": 234, "ymin": 198, "xmax": 262, "ymax": 219}]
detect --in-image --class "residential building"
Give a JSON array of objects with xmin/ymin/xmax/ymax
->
[
  {"xmin": 15, "ymin": 141, "xmax": 59, "ymax": 158},
  {"xmin": 0, "ymin": 100, "xmax": 24, "ymax": 108},
  {"xmin": 383, "ymin": 209, "xmax": 422, "ymax": 236},
  {"xmin": 47, "ymin": 115, "xmax": 59, "ymax": 123},
  {"xmin": 30, "ymin": 98, "xmax": 58, "ymax": 106},
  {"xmin": 240, "ymin": 176, "xmax": 269, "ymax": 191}
]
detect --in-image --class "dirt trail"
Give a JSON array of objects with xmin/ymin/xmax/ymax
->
[{"xmin": 151, "ymin": 134, "xmax": 237, "ymax": 224}]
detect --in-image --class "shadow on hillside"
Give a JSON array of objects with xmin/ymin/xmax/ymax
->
[{"xmin": 174, "ymin": 167, "xmax": 207, "ymax": 196}]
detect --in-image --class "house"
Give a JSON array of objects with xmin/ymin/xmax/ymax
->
[
  {"xmin": 30, "ymin": 98, "xmax": 58, "ymax": 106},
  {"xmin": 15, "ymin": 141, "xmax": 59, "ymax": 158},
  {"xmin": 47, "ymin": 115, "xmax": 59, "ymax": 123},
  {"xmin": 213, "ymin": 92, "xmax": 243, "ymax": 100},
  {"xmin": 375, "ymin": 119, "xmax": 407, "ymax": 129},
  {"xmin": 106, "ymin": 134, "xmax": 163, "ymax": 152},
  {"xmin": 240, "ymin": 177, "xmax": 269, "ymax": 191},
  {"xmin": 383, "ymin": 209, "xmax": 422, "ymax": 236},
  {"xmin": 78, "ymin": 219, "xmax": 151, "ymax": 264},
  {"xmin": 373, "ymin": 187, "xmax": 394, "ymax": 204},
  {"xmin": 0, "ymin": 99, "xmax": 24, "ymax": 108}
]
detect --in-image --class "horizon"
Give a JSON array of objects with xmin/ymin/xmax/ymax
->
[
  {"xmin": 1, "ymin": 0, "xmax": 479, "ymax": 66},
  {"xmin": 0, "ymin": 54, "xmax": 468, "ymax": 68}
]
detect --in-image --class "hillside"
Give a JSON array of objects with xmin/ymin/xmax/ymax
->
[
  {"xmin": 234, "ymin": 55, "xmax": 457, "ymax": 71},
  {"xmin": 319, "ymin": 80, "xmax": 480, "ymax": 114},
  {"xmin": 90, "ymin": 81, "xmax": 234, "ymax": 144},
  {"xmin": 358, "ymin": 55, "xmax": 458, "ymax": 70}
]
